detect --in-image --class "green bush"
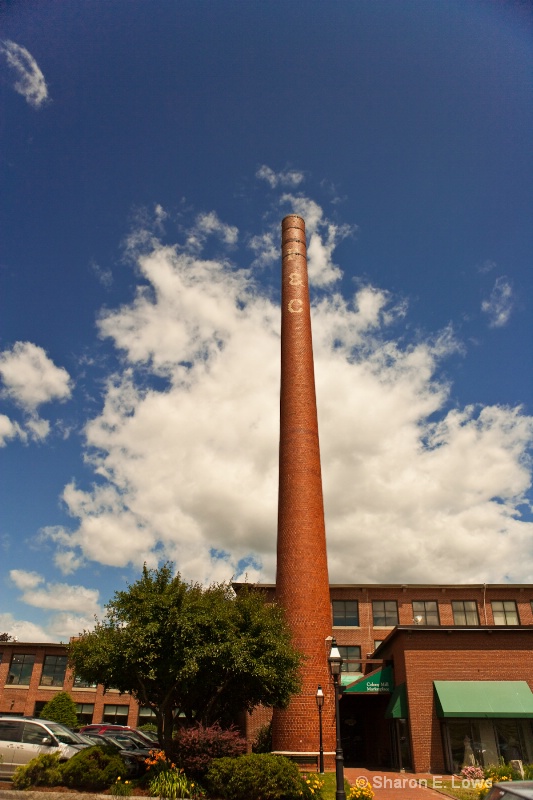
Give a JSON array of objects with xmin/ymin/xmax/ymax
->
[
  {"xmin": 252, "ymin": 722, "xmax": 272, "ymax": 753},
  {"xmin": 61, "ymin": 745, "xmax": 126, "ymax": 791},
  {"xmin": 484, "ymin": 763, "xmax": 521, "ymax": 782},
  {"xmin": 39, "ymin": 690, "xmax": 79, "ymax": 728},
  {"xmin": 12, "ymin": 752, "xmax": 63, "ymax": 789},
  {"xmin": 206, "ymin": 753, "xmax": 323, "ymax": 800}
]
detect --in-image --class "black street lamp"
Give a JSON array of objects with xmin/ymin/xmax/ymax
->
[
  {"xmin": 315, "ymin": 684, "xmax": 324, "ymax": 774},
  {"xmin": 328, "ymin": 638, "xmax": 346, "ymax": 800}
]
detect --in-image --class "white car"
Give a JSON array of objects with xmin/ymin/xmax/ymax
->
[
  {"xmin": 0, "ymin": 716, "xmax": 86, "ymax": 778},
  {"xmin": 486, "ymin": 782, "xmax": 533, "ymax": 800}
]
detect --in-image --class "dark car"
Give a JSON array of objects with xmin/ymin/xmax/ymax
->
[
  {"xmin": 79, "ymin": 724, "xmax": 156, "ymax": 747},
  {"xmin": 486, "ymin": 782, "xmax": 533, "ymax": 800}
]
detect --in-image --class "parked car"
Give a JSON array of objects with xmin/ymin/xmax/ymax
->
[
  {"xmin": 0, "ymin": 716, "xmax": 88, "ymax": 778},
  {"xmin": 486, "ymin": 782, "xmax": 533, "ymax": 800},
  {"xmin": 79, "ymin": 724, "xmax": 156, "ymax": 746}
]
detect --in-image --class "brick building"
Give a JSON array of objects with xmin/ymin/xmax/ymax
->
[
  {"xmin": 239, "ymin": 581, "xmax": 533, "ymax": 773},
  {"xmin": 1, "ymin": 581, "xmax": 532, "ymax": 773}
]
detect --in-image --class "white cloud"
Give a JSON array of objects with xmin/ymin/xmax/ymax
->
[
  {"xmin": 0, "ymin": 40, "xmax": 48, "ymax": 109},
  {"xmin": 0, "ymin": 613, "xmax": 49, "ymax": 643},
  {"xmin": 44, "ymin": 209, "xmax": 533, "ymax": 587},
  {"xmin": 0, "ymin": 342, "xmax": 72, "ymax": 411},
  {"xmin": 256, "ymin": 165, "xmax": 304, "ymax": 188},
  {"xmin": 482, "ymin": 276, "xmax": 514, "ymax": 327},
  {"xmin": 10, "ymin": 570, "xmax": 44, "ymax": 590},
  {"xmin": 10, "ymin": 570, "xmax": 101, "ymax": 617}
]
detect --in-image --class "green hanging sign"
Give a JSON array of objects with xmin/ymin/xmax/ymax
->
[{"xmin": 343, "ymin": 665, "xmax": 394, "ymax": 694}]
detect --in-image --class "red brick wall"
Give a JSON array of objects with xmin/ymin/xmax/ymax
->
[{"xmin": 382, "ymin": 628, "xmax": 533, "ymax": 773}]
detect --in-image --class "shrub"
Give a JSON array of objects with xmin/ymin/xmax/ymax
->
[
  {"xmin": 206, "ymin": 753, "xmax": 323, "ymax": 800},
  {"xmin": 172, "ymin": 723, "xmax": 246, "ymax": 780},
  {"xmin": 61, "ymin": 745, "xmax": 125, "ymax": 791},
  {"xmin": 12, "ymin": 752, "xmax": 63, "ymax": 790},
  {"xmin": 484, "ymin": 763, "xmax": 521, "ymax": 782},
  {"xmin": 39, "ymin": 690, "xmax": 79, "ymax": 728},
  {"xmin": 252, "ymin": 722, "xmax": 272, "ymax": 753}
]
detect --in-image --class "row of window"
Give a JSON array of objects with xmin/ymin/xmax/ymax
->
[
  {"xmin": 4, "ymin": 654, "xmax": 98, "ymax": 688},
  {"xmin": 332, "ymin": 599, "xmax": 524, "ymax": 627}
]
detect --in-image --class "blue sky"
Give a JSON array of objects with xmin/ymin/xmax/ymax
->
[{"xmin": 1, "ymin": 1, "xmax": 532, "ymax": 641}]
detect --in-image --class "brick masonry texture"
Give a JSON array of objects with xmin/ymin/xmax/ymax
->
[{"xmin": 272, "ymin": 216, "xmax": 336, "ymax": 759}]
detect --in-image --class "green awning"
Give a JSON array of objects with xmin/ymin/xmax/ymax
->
[
  {"xmin": 343, "ymin": 665, "xmax": 394, "ymax": 694},
  {"xmin": 434, "ymin": 681, "xmax": 533, "ymax": 719},
  {"xmin": 385, "ymin": 684, "xmax": 408, "ymax": 719}
]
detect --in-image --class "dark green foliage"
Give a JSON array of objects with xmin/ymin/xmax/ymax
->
[
  {"xmin": 61, "ymin": 745, "xmax": 125, "ymax": 791},
  {"xmin": 172, "ymin": 722, "xmax": 246, "ymax": 780},
  {"xmin": 12, "ymin": 752, "xmax": 63, "ymax": 789},
  {"xmin": 39, "ymin": 690, "xmax": 79, "ymax": 728},
  {"xmin": 252, "ymin": 721, "xmax": 272, "ymax": 753},
  {"xmin": 206, "ymin": 753, "xmax": 320, "ymax": 800},
  {"xmin": 68, "ymin": 563, "xmax": 302, "ymax": 755}
]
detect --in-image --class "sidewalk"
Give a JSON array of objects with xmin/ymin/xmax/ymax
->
[{"xmin": 344, "ymin": 768, "xmax": 449, "ymax": 799}]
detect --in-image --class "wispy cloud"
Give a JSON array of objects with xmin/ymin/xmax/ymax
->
[
  {"xmin": 0, "ymin": 40, "xmax": 48, "ymax": 109},
  {"xmin": 482, "ymin": 276, "xmax": 514, "ymax": 328},
  {"xmin": 256, "ymin": 165, "xmax": 304, "ymax": 189}
]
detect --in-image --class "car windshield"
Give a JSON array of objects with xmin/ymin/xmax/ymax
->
[
  {"xmin": 109, "ymin": 736, "xmax": 139, "ymax": 750},
  {"xmin": 45, "ymin": 723, "xmax": 82, "ymax": 745}
]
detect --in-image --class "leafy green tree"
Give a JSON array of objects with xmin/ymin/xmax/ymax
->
[
  {"xmin": 39, "ymin": 691, "xmax": 79, "ymax": 728},
  {"xmin": 68, "ymin": 564, "xmax": 302, "ymax": 755}
]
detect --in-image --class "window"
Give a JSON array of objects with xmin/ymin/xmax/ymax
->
[
  {"xmin": 372, "ymin": 601, "xmax": 398, "ymax": 626},
  {"xmin": 452, "ymin": 600, "xmax": 479, "ymax": 626},
  {"xmin": 338, "ymin": 646, "xmax": 362, "ymax": 673},
  {"xmin": 412, "ymin": 601, "xmax": 440, "ymax": 625},
  {"xmin": 7, "ymin": 653, "xmax": 35, "ymax": 685},
  {"xmin": 103, "ymin": 704, "xmax": 129, "ymax": 725},
  {"xmin": 40, "ymin": 655, "xmax": 67, "ymax": 687},
  {"xmin": 491, "ymin": 601, "xmax": 519, "ymax": 626},
  {"xmin": 76, "ymin": 703, "xmax": 95, "ymax": 724},
  {"xmin": 138, "ymin": 707, "xmax": 157, "ymax": 723},
  {"xmin": 332, "ymin": 600, "xmax": 359, "ymax": 627},
  {"xmin": 0, "ymin": 719, "xmax": 23, "ymax": 742},
  {"xmin": 22, "ymin": 722, "xmax": 51, "ymax": 745},
  {"xmin": 73, "ymin": 674, "xmax": 97, "ymax": 689},
  {"xmin": 34, "ymin": 701, "xmax": 47, "ymax": 717},
  {"xmin": 373, "ymin": 640, "xmax": 383, "ymax": 651}
]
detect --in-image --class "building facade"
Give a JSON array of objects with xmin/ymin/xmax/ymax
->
[{"xmin": 1, "ymin": 582, "xmax": 532, "ymax": 773}]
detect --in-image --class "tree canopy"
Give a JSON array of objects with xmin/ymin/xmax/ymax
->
[{"xmin": 67, "ymin": 564, "xmax": 302, "ymax": 753}]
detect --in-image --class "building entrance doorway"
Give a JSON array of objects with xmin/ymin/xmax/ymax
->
[{"xmin": 340, "ymin": 693, "xmax": 391, "ymax": 768}]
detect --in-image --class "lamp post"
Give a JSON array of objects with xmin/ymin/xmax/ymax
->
[
  {"xmin": 328, "ymin": 638, "xmax": 346, "ymax": 800},
  {"xmin": 316, "ymin": 685, "xmax": 324, "ymax": 773}
]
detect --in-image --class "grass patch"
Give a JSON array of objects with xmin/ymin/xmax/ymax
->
[{"xmin": 320, "ymin": 772, "xmax": 351, "ymax": 800}]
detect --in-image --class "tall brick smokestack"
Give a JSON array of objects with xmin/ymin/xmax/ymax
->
[{"xmin": 272, "ymin": 215, "xmax": 335, "ymax": 761}]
